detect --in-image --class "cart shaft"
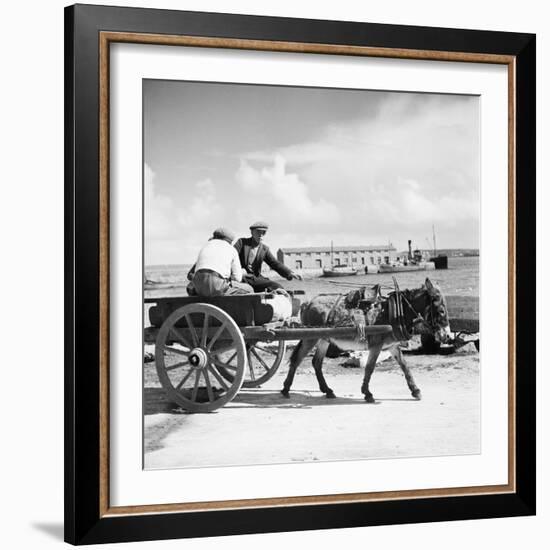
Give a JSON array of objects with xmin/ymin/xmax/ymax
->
[
  {"xmin": 242, "ymin": 325, "xmax": 392, "ymax": 342},
  {"xmin": 144, "ymin": 324, "xmax": 393, "ymax": 345}
]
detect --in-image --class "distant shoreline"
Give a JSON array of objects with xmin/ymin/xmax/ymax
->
[
  {"xmin": 145, "ymin": 248, "xmax": 480, "ymax": 270},
  {"xmin": 145, "ymin": 256, "xmax": 479, "ymax": 301}
]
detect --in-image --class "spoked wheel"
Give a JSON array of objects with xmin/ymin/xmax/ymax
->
[
  {"xmin": 155, "ymin": 303, "xmax": 246, "ymax": 413},
  {"xmin": 217, "ymin": 340, "xmax": 287, "ymax": 388}
]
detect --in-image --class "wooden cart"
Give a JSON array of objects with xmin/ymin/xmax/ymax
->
[{"xmin": 144, "ymin": 292, "xmax": 392, "ymax": 413}]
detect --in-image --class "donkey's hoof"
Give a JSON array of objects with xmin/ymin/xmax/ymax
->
[
  {"xmin": 364, "ymin": 394, "xmax": 376, "ymax": 404},
  {"xmin": 325, "ymin": 391, "xmax": 336, "ymax": 399},
  {"xmin": 412, "ymin": 389, "xmax": 422, "ymax": 400},
  {"xmin": 280, "ymin": 389, "xmax": 290, "ymax": 399}
]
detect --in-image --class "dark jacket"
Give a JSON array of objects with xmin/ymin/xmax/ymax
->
[{"xmin": 234, "ymin": 237, "xmax": 293, "ymax": 280}]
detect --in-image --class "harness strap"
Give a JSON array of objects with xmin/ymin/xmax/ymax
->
[
  {"xmin": 324, "ymin": 293, "xmax": 370, "ymax": 341},
  {"xmin": 388, "ymin": 277, "xmax": 410, "ymax": 341},
  {"xmin": 327, "ymin": 285, "xmax": 430, "ymax": 343},
  {"xmin": 325, "ymin": 294, "xmax": 344, "ymax": 326},
  {"xmin": 401, "ymin": 292, "xmax": 426, "ymax": 332}
]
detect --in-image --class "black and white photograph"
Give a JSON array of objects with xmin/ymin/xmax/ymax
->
[
  {"xmin": 0, "ymin": 0, "xmax": 536, "ymax": 547},
  {"xmin": 143, "ymin": 79, "xmax": 481, "ymax": 470}
]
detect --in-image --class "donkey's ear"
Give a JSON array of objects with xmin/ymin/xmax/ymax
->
[{"xmin": 425, "ymin": 277, "xmax": 435, "ymax": 291}]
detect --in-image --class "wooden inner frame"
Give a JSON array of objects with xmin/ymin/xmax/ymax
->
[{"xmin": 98, "ymin": 31, "xmax": 516, "ymax": 518}]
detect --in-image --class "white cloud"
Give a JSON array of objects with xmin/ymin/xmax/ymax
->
[
  {"xmin": 243, "ymin": 95, "xmax": 478, "ymax": 197},
  {"xmin": 235, "ymin": 155, "xmax": 340, "ymax": 224},
  {"xmin": 235, "ymin": 94, "xmax": 479, "ymax": 250},
  {"xmin": 145, "ymin": 93, "xmax": 479, "ymax": 263},
  {"xmin": 144, "ymin": 163, "xmax": 177, "ymax": 239},
  {"xmin": 177, "ymin": 178, "xmax": 222, "ymax": 227},
  {"xmin": 144, "ymin": 165, "xmax": 224, "ymax": 264},
  {"xmin": 368, "ymin": 177, "xmax": 477, "ymax": 225}
]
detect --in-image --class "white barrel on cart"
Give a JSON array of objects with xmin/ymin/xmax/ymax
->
[{"xmin": 263, "ymin": 293, "xmax": 293, "ymax": 322}]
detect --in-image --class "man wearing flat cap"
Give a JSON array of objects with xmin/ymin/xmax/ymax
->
[
  {"xmin": 187, "ymin": 228, "xmax": 254, "ymax": 297},
  {"xmin": 234, "ymin": 221, "xmax": 302, "ymax": 293}
]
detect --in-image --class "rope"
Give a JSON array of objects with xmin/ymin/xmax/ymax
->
[
  {"xmin": 325, "ymin": 294, "xmax": 345, "ymax": 326},
  {"xmin": 325, "ymin": 292, "xmax": 372, "ymax": 342}
]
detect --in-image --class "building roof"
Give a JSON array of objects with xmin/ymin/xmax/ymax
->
[{"xmin": 279, "ymin": 245, "xmax": 396, "ymax": 253}]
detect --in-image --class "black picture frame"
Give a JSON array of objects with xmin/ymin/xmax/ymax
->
[{"xmin": 65, "ymin": 3, "xmax": 536, "ymax": 545}]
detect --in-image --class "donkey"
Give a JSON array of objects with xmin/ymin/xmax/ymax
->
[{"xmin": 281, "ymin": 278, "xmax": 451, "ymax": 403}]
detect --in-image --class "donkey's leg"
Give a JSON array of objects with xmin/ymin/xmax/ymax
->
[
  {"xmin": 312, "ymin": 339, "xmax": 335, "ymax": 398},
  {"xmin": 390, "ymin": 345, "xmax": 422, "ymax": 400},
  {"xmin": 281, "ymin": 339, "xmax": 317, "ymax": 398},
  {"xmin": 361, "ymin": 342, "xmax": 382, "ymax": 403}
]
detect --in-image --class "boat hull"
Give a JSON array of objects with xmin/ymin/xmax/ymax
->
[
  {"xmin": 322, "ymin": 268, "xmax": 358, "ymax": 277},
  {"xmin": 378, "ymin": 262, "xmax": 435, "ymax": 273},
  {"xmin": 430, "ymin": 255, "xmax": 448, "ymax": 269}
]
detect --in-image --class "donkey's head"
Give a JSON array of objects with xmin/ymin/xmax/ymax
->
[{"xmin": 410, "ymin": 278, "xmax": 452, "ymax": 343}]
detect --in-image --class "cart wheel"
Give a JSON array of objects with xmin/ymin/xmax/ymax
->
[
  {"xmin": 155, "ymin": 303, "xmax": 246, "ymax": 413},
  {"xmin": 217, "ymin": 340, "xmax": 287, "ymax": 388}
]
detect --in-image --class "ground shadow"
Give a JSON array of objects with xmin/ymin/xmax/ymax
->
[
  {"xmin": 144, "ymin": 387, "xmax": 189, "ymax": 415},
  {"xmin": 372, "ymin": 397, "xmax": 422, "ymax": 402},
  {"xmin": 219, "ymin": 390, "xmax": 370, "ymax": 409},
  {"xmin": 231, "ymin": 391, "xmax": 421, "ymax": 408},
  {"xmin": 144, "ymin": 386, "xmax": 373, "ymax": 413},
  {"xmin": 403, "ymin": 348, "xmax": 453, "ymax": 356},
  {"xmin": 31, "ymin": 522, "xmax": 64, "ymax": 541}
]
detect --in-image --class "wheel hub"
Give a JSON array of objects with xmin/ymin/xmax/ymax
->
[{"xmin": 188, "ymin": 347, "xmax": 208, "ymax": 369}]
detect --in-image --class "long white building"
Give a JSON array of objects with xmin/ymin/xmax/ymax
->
[{"xmin": 277, "ymin": 245, "xmax": 397, "ymax": 270}]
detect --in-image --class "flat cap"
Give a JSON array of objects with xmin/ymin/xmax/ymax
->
[
  {"xmin": 250, "ymin": 221, "xmax": 269, "ymax": 230},
  {"xmin": 212, "ymin": 227, "xmax": 235, "ymax": 242}
]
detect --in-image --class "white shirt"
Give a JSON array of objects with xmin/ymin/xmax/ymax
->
[{"xmin": 194, "ymin": 239, "xmax": 242, "ymax": 282}]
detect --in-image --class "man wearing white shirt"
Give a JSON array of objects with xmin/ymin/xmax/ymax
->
[{"xmin": 187, "ymin": 228, "xmax": 254, "ymax": 296}]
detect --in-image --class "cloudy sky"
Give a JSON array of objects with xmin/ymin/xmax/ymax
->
[{"xmin": 143, "ymin": 79, "xmax": 479, "ymax": 266}]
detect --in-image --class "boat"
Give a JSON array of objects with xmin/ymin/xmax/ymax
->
[
  {"xmin": 322, "ymin": 265, "xmax": 358, "ymax": 277},
  {"xmin": 429, "ymin": 255, "xmax": 448, "ymax": 269},
  {"xmin": 376, "ymin": 239, "xmax": 434, "ymax": 273},
  {"xmin": 378, "ymin": 262, "xmax": 434, "ymax": 273},
  {"xmin": 321, "ymin": 240, "xmax": 358, "ymax": 277},
  {"xmin": 428, "ymin": 225, "xmax": 448, "ymax": 269}
]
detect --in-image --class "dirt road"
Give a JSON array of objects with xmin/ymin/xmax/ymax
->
[{"xmin": 144, "ymin": 345, "xmax": 480, "ymax": 469}]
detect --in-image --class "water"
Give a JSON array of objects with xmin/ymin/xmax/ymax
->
[
  {"xmin": 285, "ymin": 256, "xmax": 478, "ymax": 299},
  {"xmin": 145, "ymin": 263, "xmax": 194, "ymax": 286},
  {"xmin": 145, "ymin": 256, "xmax": 478, "ymax": 300}
]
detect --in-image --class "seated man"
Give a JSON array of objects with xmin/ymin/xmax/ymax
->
[
  {"xmin": 234, "ymin": 221, "xmax": 302, "ymax": 293},
  {"xmin": 187, "ymin": 228, "xmax": 253, "ymax": 297}
]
